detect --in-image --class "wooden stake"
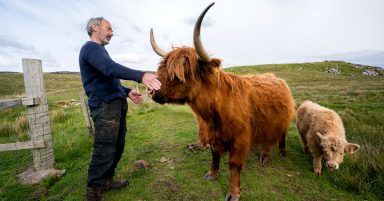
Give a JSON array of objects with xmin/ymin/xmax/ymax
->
[{"xmin": 79, "ymin": 91, "xmax": 93, "ymax": 136}]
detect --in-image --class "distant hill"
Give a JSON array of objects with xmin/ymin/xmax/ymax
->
[
  {"xmin": 313, "ymin": 50, "xmax": 384, "ymax": 68},
  {"xmin": 48, "ymin": 71, "xmax": 79, "ymax": 74},
  {"xmin": 0, "ymin": 70, "xmax": 155, "ymax": 74},
  {"xmin": 0, "ymin": 71, "xmax": 20, "ymax": 74},
  {"xmin": 0, "ymin": 71, "xmax": 80, "ymax": 74}
]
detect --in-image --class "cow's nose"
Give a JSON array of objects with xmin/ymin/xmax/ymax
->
[
  {"xmin": 148, "ymin": 89, "xmax": 154, "ymax": 97},
  {"xmin": 326, "ymin": 162, "xmax": 338, "ymax": 170}
]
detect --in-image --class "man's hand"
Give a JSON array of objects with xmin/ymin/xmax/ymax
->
[
  {"xmin": 142, "ymin": 73, "xmax": 161, "ymax": 91},
  {"xmin": 128, "ymin": 90, "xmax": 143, "ymax": 104}
]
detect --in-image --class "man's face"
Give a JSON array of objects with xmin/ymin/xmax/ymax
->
[{"xmin": 93, "ymin": 20, "xmax": 113, "ymax": 45}]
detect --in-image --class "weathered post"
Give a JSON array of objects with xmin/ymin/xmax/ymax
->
[
  {"xmin": 79, "ymin": 91, "xmax": 93, "ymax": 136},
  {"xmin": 23, "ymin": 58, "xmax": 54, "ymax": 170},
  {"xmin": 17, "ymin": 58, "xmax": 65, "ymax": 184}
]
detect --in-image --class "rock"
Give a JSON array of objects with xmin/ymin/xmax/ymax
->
[
  {"xmin": 186, "ymin": 143, "xmax": 204, "ymax": 152},
  {"xmin": 17, "ymin": 167, "xmax": 66, "ymax": 185},
  {"xmin": 326, "ymin": 67, "xmax": 341, "ymax": 75},
  {"xmin": 159, "ymin": 156, "xmax": 169, "ymax": 163},
  {"xmin": 353, "ymin": 64, "xmax": 365, "ymax": 69},
  {"xmin": 362, "ymin": 69, "xmax": 378, "ymax": 76},
  {"xmin": 133, "ymin": 160, "xmax": 151, "ymax": 170}
]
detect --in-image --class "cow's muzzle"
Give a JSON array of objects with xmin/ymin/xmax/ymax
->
[
  {"xmin": 148, "ymin": 89, "xmax": 155, "ymax": 98},
  {"xmin": 326, "ymin": 161, "xmax": 339, "ymax": 171}
]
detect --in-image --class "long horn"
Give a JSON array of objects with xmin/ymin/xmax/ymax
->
[
  {"xmin": 193, "ymin": 2, "xmax": 215, "ymax": 62},
  {"xmin": 150, "ymin": 28, "xmax": 168, "ymax": 57}
]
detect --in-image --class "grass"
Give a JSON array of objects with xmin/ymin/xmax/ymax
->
[{"xmin": 0, "ymin": 61, "xmax": 383, "ymax": 200}]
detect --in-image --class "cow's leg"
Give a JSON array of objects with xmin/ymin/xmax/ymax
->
[
  {"xmin": 279, "ymin": 132, "xmax": 286, "ymax": 157},
  {"xmin": 313, "ymin": 153, "xmax": 323, "ymax": 175},
  {"xmin": 196, "ymin": 115, "xmax": 209, "ymax": 147},
  {"xmin": 302, "ymin": 139, "xmax": 309, "ymax": 154},
  {"xmin": 204, "ymin": 147, "xmax": 221, "ymax": 180},
  {"xmin": 299, "ymin": 133, "xmax": 310, "ymax": 154},
  {"xmin": 297, "ymin": 123, "xmax": 310, "ymax": 154},
  {"xmin": 225, "ymin": 146, "xmax": 247, "ymax": 201},
  {"xmin": 260, "ymin": 146, "xmax": 270, "ymax": 164}
]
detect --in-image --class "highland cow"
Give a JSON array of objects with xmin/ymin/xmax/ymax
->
[
  {"xmin": 149, "ymin": 3, "xmax": 295, "ymax": 200},
  {"xmin": 296, "ymin": 101, "xmax": 360, "ymax": 175}
]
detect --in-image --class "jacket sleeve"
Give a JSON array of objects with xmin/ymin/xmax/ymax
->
[
  {"xmin": 122, "ymin": 86, "xmax": 132, "ymax": 96},
  {"xmin": 85, "ymin": 43, "xmax": 145, "ymax": 83}
]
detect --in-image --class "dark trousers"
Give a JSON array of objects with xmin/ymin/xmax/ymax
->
[{"xmin": 87, "ymin": 98, "xmax": 128, "ymax": 187}]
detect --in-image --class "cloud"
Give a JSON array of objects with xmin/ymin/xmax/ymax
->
[
  {"xmin": 0, "ymin": 35, "xmax": 60, "ymax": 71},
  {"xmin": 131, "ymin": 25, "xmax": 143, "ymax": 33},
  {"xmin": 111, "ymin": 37, "xmax": 137, "ymax": 50},
  {"xmin": 113, "ymin": 53, "xmax": 146, "ymax": 64},
  {"xmin": 0, "ymin": 35, "xmax": 36, "ymax": 53},
  {"xmin": 183, "ymin": 16, "xmax": 213, "ymax": 27},
  {"xmin": 0, "ymin": 35, "xmax": 37, "ymax": 70},
  {"xmin": 0, "ymin": 35, "xmax": 35, "ymax": 51}
]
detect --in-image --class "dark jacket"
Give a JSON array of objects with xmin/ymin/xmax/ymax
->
[{"xmin": 79, "ymin": 41, "xmax": 145, "ymax": 109}]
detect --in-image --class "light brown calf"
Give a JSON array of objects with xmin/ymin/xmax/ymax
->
[{"xmin": 296, "ymin": 101, "xmax": 360, "ymax": 175}]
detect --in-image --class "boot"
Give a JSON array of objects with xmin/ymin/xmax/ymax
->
[
  {"xmin": 86, "ymin": 186, "xmax": 103, "ymax": 201},
  {"xmin": 103, "ymin": 178, "xmax": 129, "ymax": 191}
]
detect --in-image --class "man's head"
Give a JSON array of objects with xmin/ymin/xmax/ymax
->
[{"xmin": 86, "ymin": 17, "xmax": 113, "ymax": 46}]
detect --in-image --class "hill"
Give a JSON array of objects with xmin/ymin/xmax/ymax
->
[{"xmin": 0, "ymin": 61, "xmax": 383, "ymax": 200}]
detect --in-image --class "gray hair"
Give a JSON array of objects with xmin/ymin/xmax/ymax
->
[{"xmin": 86, "ymin": 17, "xmax": 105, "ymax": 37}]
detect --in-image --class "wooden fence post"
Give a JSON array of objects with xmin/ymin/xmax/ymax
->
[
  {"xmin": 135, "ymin": 83, "xmax": 149, "ymax": 102},
  {"xmin": 145, "ymin": 87, "xmax": 149, "ymax": 102},
  {"xmin": 23, "ymin": 58, "xmax": 54, "ymax": 170},
  {"xmin": 17, "ymin": 58, "xmax": 65, "ymax": 184},
  {"xmin": 79, "ymin": 91, "xmax": 93, "ymax": 136}
]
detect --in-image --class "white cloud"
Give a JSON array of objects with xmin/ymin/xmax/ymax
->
[{"xmin": 113, "ymin": 53, "xmax": 145, "ymax": 64}]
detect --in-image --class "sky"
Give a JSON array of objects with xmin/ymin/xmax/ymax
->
[{"xmin": 0, "ymin": 0, "xmax": 383, "ymax": 72}]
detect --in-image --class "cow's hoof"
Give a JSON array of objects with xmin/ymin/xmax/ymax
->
[
  {"xmin": 225, "ymin": 193, "xmax": 240, "ymax": 201},
  {"xmin": 203, "ymin": 173, "xmax": 217, "ymax": 181},
  {"xmin": 260, "ymin": 156, "xmax": 269, "ymax": 164},
  {"xmin": 279, "ymin": 150, "xmax": 286, "ymax": 157},
  {"xmin": 314, "ymin": 169, "xmax": 321, "ymax": 176}
]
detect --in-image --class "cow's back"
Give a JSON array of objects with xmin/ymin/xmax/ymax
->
[
  {"xmin": 297, "ymin": 101, "xmax": 345, "ymax": 139},
  {"xmin": 247, "ymin": 73, "xmax": 295, "ymax": 147}
]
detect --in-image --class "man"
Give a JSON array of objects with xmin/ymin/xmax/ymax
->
[{"xmin": 79, "ymin": 17, "xmax": 161, "ymax": 201}]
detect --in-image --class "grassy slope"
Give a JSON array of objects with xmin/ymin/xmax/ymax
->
[{"xmin": 0, "ymin": 61, "xmax": 383, "ymax": 200}]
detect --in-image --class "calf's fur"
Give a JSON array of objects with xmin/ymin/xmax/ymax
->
[{"xmin": 296, "ymin": 101, "xmax": 360, "ymax": 175}]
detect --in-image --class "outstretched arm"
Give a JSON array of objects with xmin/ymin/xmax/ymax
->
[
  {"xmin": 84, "ymin": 43, "xmax": 161, "ymax": 90},
  {"xmin": 85, "ymin": 43, "xmax": 145, "ymax": 82}
]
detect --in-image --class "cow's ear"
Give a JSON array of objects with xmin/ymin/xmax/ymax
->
[
  {"xmin": 315, "ymin": 132, "xmax": 326, "ymax": 141},
  {"xmin": 344, "ymin": 143, "xmax": 360, "ymax": 154},
  {"xmin": 211, "ymin": 58, "xmax": 221, "ymax": 68},
  {"xmin": 173, "ymin": 65, "xmax": 186, "ymax": 82},
  {"xmin": 316, "ymin": 132, "xmax": 327, "ymax": 149}
]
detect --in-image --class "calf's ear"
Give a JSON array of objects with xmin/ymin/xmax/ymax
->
[
  {"xmin": 344, "ymin": 143, "xmax": 360, "ymax": 154},
  {"xmin": 316, "ymin": 132, "xmax": 327, "ymax": 148},
  {"xmin": 315, "ymin": 132, "xmax": 326, "ymax": 141}
]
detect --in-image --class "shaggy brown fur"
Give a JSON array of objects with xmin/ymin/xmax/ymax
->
[
  {"xmin": 296, "ymin": 101, "xmax": 360, "ymax": 175},
  {"xmin": 151, "ymin": 47, "xmax": 296, "ymax": 199}
]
